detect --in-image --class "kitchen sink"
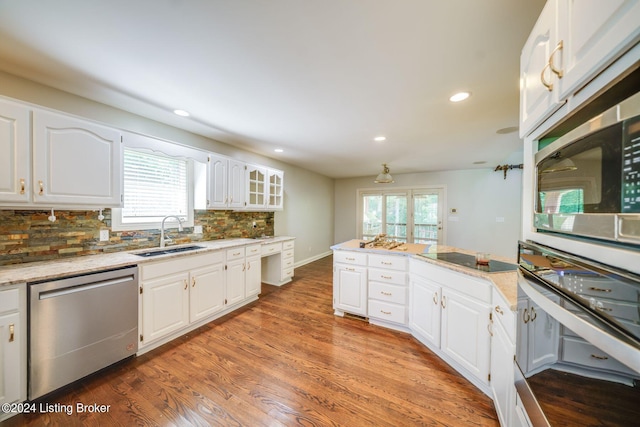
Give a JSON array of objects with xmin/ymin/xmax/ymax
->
[{"xmin": 133, "ymin": 245, "xmax": 205, "ymax": 257}]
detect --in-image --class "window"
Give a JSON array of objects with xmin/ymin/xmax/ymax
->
[
  {"xmin": 112, "ymin": 148, "xmax": 194, "ymax": 231},
  {"xmin": 358, "ymin": 187, "xmax": 444, "ymax": 244}
]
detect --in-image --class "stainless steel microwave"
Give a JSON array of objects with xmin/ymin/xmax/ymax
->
[{"xmin": 534, "ymin": 91, "xmax": 640, "ymax": 245}]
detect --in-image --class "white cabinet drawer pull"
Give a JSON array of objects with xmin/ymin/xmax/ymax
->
[
  {"xmin": 380, "ymin": 310, "xmax": 391, "ymax": 315},
  {"xmin": 589, "ymin": 287, "xmax": 611, "ymax": 293},
  {"xmin": 346, "ymin": 268, "xmax": 355, "ymax": 272},
  {"xmin": 381, "ymin": 275, "xmax": 392, "ymax": 280},
  {"xmin": 380, "ymin": 291, "xmax": 392, "ymax": 296},
  {"xmin": 346, "ymin": 257, "xmax": 355, "ymax": 261},
  {"xmin": 381, "ymin": 261, "xmax": 392, "ymax": 265},
  {"xmin": 590, "ymin": 354, "xmax": 608, "ymax": 361}
]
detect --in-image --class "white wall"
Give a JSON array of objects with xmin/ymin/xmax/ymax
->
[
  {"xmin": 0, "ymin": 71, "xmax": 335, "ymax": 265},
  {"xmin": 334, "ymin": 167, "xmax": 523, "ymax": 258}
]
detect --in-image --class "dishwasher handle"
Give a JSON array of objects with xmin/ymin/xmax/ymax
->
[{"xmin": 38, "ymin": 275, "xmax": 135, "ymax": 300}]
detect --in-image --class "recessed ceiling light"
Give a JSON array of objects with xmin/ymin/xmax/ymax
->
[
  {"xmin": 274, "ymin": 148, "xmax": 284, "ymax": 153},
  {"xmin": 173, "ymin": 109, "xmax": 190, "ymax": 117},
  {"xmin": 449, "ymin": 92, "xmax": 471, "ymax": 102},
  {"xmin": 374, "ymin": 136, "xmax": 386, "ymax": 142}
]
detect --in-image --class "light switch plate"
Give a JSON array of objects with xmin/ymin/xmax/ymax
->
[
  {"xmin": 194, "ymin": 225, "xmax": 203, "ymax": 234},
  {"xmin": 99, "ymin": 229, "xmax": 110, "ymax": 241}
]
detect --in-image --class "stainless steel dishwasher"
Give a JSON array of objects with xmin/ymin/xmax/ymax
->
[{"xmin": 29, "ymin": 266, "xmax": 138, "ymax": 400}]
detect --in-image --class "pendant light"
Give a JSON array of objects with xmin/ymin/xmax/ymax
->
[{"xmin": 374, "ymin": 164, "xmax": 394, "ymax": 183}]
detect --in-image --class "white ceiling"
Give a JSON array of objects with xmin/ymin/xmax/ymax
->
[{"xmin": 0, "ymin": 0, "xmax": 546, "ymax": 179}]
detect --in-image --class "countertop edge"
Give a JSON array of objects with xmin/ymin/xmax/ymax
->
[{"xmin": 0, "ymin": 236, "xmax": 296, "ymax": 287}]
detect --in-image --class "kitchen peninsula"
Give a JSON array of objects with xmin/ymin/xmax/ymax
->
[{"xmin": 332, "ymin": 238, "xmax": 519, "ymax": 417}]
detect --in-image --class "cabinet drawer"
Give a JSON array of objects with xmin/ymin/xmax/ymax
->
[
  {"xmin": 0, "ymin": 288, "xmax": 20, "ymax": 313},
  {"xmin": 334, "ymin": 251, "xmax": 367, "ymax": 266},
  {"xmin": 283, "ymin": 240, "xmax": 295, "ymax": 250},
  {"xmin": 561, "ymin": 337, "xmax": 638, "ymax": 377},
  {"xmin": 368, "ymin": 268, "xmax": 406, "ymax": 286},
  {"xmin": 369, "ymin": 282, "xmax": 406, "ymax": 305},
  {"xmin": 368, "ymin": 300, "xmax": 406, "ymax": 324},
  {"xmin": 262, "ymin": 242, "xmax": 283, "ymax": 256},
  {"xmin": 368, "ymin": 254, "xmax": 407, "ymax": 271},
  {"xmin": 282, "ymin": 256, "xmax": 294, "ymax": 271},
  {"xmin": 282, "ymin": 249, "xmax": 294, "ymax": 259},
  {"xmin": 226, "ymin": 247, "xmax": 245, "ymax": 261},
  {"xmin": 492, "ymin": 288, "xmax": 515, "ymax": 343},
  {"xmin": 245, "ymin": 244, "xmax": 262, "ymax": 258},
  {"xmin": 282, "ymin": 267, "xmax": 294, "ymax": 280}
]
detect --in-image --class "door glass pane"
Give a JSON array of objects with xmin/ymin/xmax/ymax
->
[
  {"xmin": 414, "ymin": 193, "xmax": 439, "ymax": 244},
  {"xmin": 363, "ymin": 195, "xmax": 382, "ymax": 239},
  {"xmin": 386, "ymin": 195, "xmax": 407, "ymax": 242}
]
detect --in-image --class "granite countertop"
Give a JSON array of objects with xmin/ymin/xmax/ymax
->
[
  {"xmin": 0, "ymin": 236, "xmax": 295, "ymax": 287},
  {"xmin": 331, "ymin": 239, "xmax": 518, "ymax": 310}
]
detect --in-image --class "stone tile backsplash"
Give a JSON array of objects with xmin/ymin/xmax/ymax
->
[{"xmin": 0, "ymin": 209, "xmax": 274, "ymax": 266}]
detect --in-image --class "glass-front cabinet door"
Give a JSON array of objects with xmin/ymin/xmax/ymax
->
[
  {"xmin": 246, "ymin": 164, "xmax": 266, "ymax": 209},
  {"xmin": 267, "ymin": 169, "xmax": 284, "ymax": 210}
]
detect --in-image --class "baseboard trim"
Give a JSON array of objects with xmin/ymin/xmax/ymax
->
[{"xmin": 295, "ymin": 250, "xmax": 332, "ymax": 268}]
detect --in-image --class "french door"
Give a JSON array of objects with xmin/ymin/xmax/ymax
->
[{"xmin": 360, "ymin": 187, "xmax": 444, "ymax": 244}]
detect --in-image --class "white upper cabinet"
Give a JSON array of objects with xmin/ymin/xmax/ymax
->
[
  {"xmin": 520, "ymin": 0, "xmax": 640, "ymax": 138},
  {"xmin": 0, "ymin": 99, "xmax": 30, "ymax": 204},
  {"xmin": 267, "ymin": 168, "xmax": 284, "ymax": 210},
  {"xmin": 245, "ymin": 164, "xmax": 267, "ymax": 209},
  {"xmin": 207, "ymin": 154, "xmax": 246, "ymax": 210},
  {"xmin": 32, "ymin": 109, "xmax": 122, "ymax": 207},
  {"xmin": 520, "ymin": 0, "xmax": 562, "ymax": 138},
  {"xmin": 556, "ymin": 0, "xmax": 640, "ymax": 100}
]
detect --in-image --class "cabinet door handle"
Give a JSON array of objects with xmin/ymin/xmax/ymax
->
[
  {"xmin": 38, "ymin": 180, "xmax": 44, "ymax": 195},
  {"xmin": 530, "ymin": 307, "xmax": 537, "ymax": 322},
  {"xmin": 523, "ymin": 308, "xmax": 530, "ymax": 324},
  {"xmin": 247, "ymin": 262, "xmax": 251, "ymax": 270},
  {"xmin": 441, "ymin": 295, "xmax": 446, "ymax": 309},
  {"xmin": 540, "ymin": 63, "xmax": 553, "ymax": 91},
  {"xmin": 192, "ymin": 277, "xmax": 196, "ymax": 287},
  {"xmin": 184, "ymin": 279, "xmax": 188, "ymax": 290},
  {"xmin": 20, "ymin": 178, "xmax": 25, "ymax": 195},
  {"xmin": 488, "ymin": 320, "xmax": 493, "ymax": 337},
  {"xmin": 433, "ymin": 292, "xmax": 438, "ymax": 305},
  {"xmin": 242, "ymin": 263, "xmax": 246, "ymax": 271},
  {"xmin": 9, "ymin": 324, "xmax": 14, "ymax": 342},
  {"xmin": 495, "ymin": 305, "xmax": 504, "ymax": 315},
  {"xmin": 548, "ymin": 40, "xmax": 564, "ymax": 78},
  {"xmin": 589, "ymin": 287, "xmax": 612, "ymax": 293}
]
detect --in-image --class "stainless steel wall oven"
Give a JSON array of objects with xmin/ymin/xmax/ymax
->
[{"xmin": 516, "ymin": 240, "xmax": 640, "ymax": 426}]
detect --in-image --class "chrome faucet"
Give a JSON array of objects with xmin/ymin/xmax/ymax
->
[{"xmin": 160, "ymin": 215, "xmax": 184, "ymax": 248}]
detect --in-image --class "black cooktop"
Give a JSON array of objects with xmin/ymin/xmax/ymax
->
[{"xmin": 418, "ymin": 252, "xmax": 518, "ymax": 273}]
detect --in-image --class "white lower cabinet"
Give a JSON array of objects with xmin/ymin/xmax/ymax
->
[
  {"xmin": 409, "ymin": 258, "xmax": 492, "ymax": 391},
  {"xmin": 139, "ymin": 247, "xmax": 260, "ymax": 351},
  {"xmin": 190, "ymin": 263, "xmax": 225, "ymax": 323},
  {"xmin": 440, "ymin": 288, "xmax": 491, "ymax": 385},
  {"xmin": 490, "ymin": 289, "xmax": 516, "ymax": 427},
  {"xmin": 367, "ymin": 255, "xmax": 408, "ymax": 328},
  {"xmin": 0, "ymin": 284, "xmax": 26, "ymax": 417},
  {"xmin": 517, "ymin": 295, "xmax": 559, "ymax": 375},
  {"xmin": 333, "ymin": 250, "xmax": 368, "ymax": 316},
  {"xmin": 245, "ymin": 245, "xmax": 262, "ymax": 298},
  {"xmin": 409, "ymin": 275, "xmax": 441, "ymax": 345}
]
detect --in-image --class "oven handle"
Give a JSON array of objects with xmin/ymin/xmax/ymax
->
[
  {"xmin": 38, "ymin": 275, "xmax": 135, "ymax": 300},
  {"xmin": 514, "ymin": 361, "xmax": 551, "ymax": 427}
]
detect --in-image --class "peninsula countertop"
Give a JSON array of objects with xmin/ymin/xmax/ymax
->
[
  {"xmin": 0, "ymin": 236, "xmax": 295, "ymax": 287},
  {"xmin": 331, "ymin": 239, "xmax": 518, "ymax": 309}
]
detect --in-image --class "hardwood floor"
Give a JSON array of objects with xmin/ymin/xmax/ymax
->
[{"xmin": 3, "ymin": 255, "xmax": 498, "ymax": 426}]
